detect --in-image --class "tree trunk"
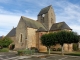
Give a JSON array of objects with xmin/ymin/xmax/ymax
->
[
  {"xmin": 61, "ymin": 46, "xmax": 64, "ymax": 56},
  {"xmin": 48, "ymin": 48, "xmax": 50, "ymax": 55},
  {"xmin": 48, "ymin": 46, "xmax": 51, "ymax": 55}
]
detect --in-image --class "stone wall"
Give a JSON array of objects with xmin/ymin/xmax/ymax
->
[
  {"xmin": 10, "ymin": 36, "xmax": 16, "ymax": 44},
  {"xmin": 63, "ymin": 44, "xmax": 73, "ymax": 52},
  {"xmin": 27, "ymin": 27, "xmax": 37, "ymax": 48},
  {"xmin": 15, "ymin": 18, "xmax": 27, "ymax": 49},
  {"xmin": 52, "ymin": 43, "xmax": 73, "ymax": 52},
  {"xmin": 37, "ymin": 32, "xmax": 47, "ymax": 52},
  {"xmin": 48, "ymin": 6, "xmax": 56, "ymax": 29}
]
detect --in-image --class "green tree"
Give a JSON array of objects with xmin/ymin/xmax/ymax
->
[
  {"xmin": 56, "ymin": 31, "xmax": 79, "ymax": 55},
  {"xmin": 0, "ymin": 37, "xmax": 13, "ymax": 48},
  {"xmin": 40, "ymin": 33, "xmax": 58, "ymax": 54}
]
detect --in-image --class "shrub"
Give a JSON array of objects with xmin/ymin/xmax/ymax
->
[
  {"xmin": 0, "ymin": 48, "xmax": 9, "ymax": 52},
  {"xmin": 30, "ymin": 47, "xmax": 39, "ymax": 53},
  {"xmin": 17, "ymin": 49, "xmax": 35, "ymax": 55},
  {"xmin": 17, "ymin": 50, "xmax": 25, "ymax": 55},
  {"xmin": 73, "ymin": 43, "xmax": 78, "ymax": 51},
  {"xmin": 51, "ymin": 48, "xmax": 56, "ymax": 51},
  {"xmin": 0, "ymin": 37, "xmax": 13, "ymax": 48},
  {"xmin": 57, "ymin": 48, "xmax": 62, "ymax": 51}
]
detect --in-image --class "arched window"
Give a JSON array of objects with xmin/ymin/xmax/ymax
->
[
  {"xmin": 42, "ymin": 14, "xmax": 45, "ymax": 17},
  {"xmin": 20, "ymin": 34, "xmax": 22, "ymax": 42},
  {"xmin": 41, "ymin": 14, "xmax": 45, "ymax": 23}
]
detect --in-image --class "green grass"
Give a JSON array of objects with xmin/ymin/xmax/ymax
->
[
  {"xmin": 51, "ymin": 51, "xmax": 80, "ymax": 56},
  {"xmin": 40, "ymin": 51, "xmax": 80, "ymax": 56},
  {"xmin": 0, "ymin": 48, "xmax": 9, "ymax": 52},
  {"xmin": 65, "ymin": 52, "xmax": 80, "ymax": 56}
]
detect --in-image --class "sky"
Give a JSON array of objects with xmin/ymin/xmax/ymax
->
[{"xmin": 0, "ymin": 0, "xmax": 80, "ymax": 36}]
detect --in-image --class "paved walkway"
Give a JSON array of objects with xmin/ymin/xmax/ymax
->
[{"xmin": 0, "ymin": 52, "xmax": 80, "ymax": 60}]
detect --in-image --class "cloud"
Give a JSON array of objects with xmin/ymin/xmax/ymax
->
[
  {"xmin": 70, "ymin": 25, "xmax": 80, "ymax": 35},
  {"xmin": 0, "ymin": 6, "xmax": 37, "ymax": 19},
  {"xmin": 0, "ymin": 0, "xmax": 80, "ymax": 36},
  {"xmin": 0, "ymin": 14, "xmax": 20, "ymax": 36},
  {"xmin": 50, "ymin": 0, "xmax": 80, "ymax": 35},
  {"xmin": 0, "ymin": 7, "xmax": 24, "ymax": 15},
  {"xmin": 56, "ymin": 1, "xmax": 80, "ymax": 21},
  {"xmin": 0, "ymin": 14, "xmax": 36, "ymax": 36},
  {"xmin": 0, "ymin": 6, "xmax": 37, "ymax": 36},
  {"xmin": 0, "ymin": 14, "xmax": 20, "ymax": 27}
]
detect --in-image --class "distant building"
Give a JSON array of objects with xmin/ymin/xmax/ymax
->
[
  {"xmin": 6, "ymin": 5, "xmax": 72, "ymax": 52},
  {"xmin": 0, "ymin": 35, "xmax": 4, "ymax": 40}
]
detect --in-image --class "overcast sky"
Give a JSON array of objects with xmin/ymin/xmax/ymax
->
[{"xmin": 0, "ymin": 0, "xmax": 80, "ymax": 36}]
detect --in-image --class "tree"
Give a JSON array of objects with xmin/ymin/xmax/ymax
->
[
  {"xmin": 56, "ymin": 31, "xmax": 79, "ymax": 55},
  {"xmin": 40, "ymin": 33, "xmax": 58, "ymax": 54},
  {"xmin": 40, "ymin": 31, "xmax": 79, "ymax": 55},
  {"xmin": 0, "ymin": 37, "xmax": 13, "ymax": 48}
]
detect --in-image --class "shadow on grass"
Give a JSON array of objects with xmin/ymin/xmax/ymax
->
[
  {"xmin": 65, "ymin": 52, "xmax": 80, "ymax": 56},
  {"xmin": 39, "ymin": 51, "xmax": 80, "ymax": 56}
]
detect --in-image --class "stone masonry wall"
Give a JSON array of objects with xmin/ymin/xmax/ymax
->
[
  {"xmin": 27, "ymin": 28, "xmax": 37, "ymax": 48},
  {"xmin": 15, "ymin": 18, "xmax": 27, "ymax": 49}
]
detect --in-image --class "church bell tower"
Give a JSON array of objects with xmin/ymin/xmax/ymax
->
[{"xmin": 38, "ymin": 5, "xmax": 56, "ymax": 30}]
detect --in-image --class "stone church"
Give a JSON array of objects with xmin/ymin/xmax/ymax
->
[{"xmin": 6, "ymin": 5, "xmax": 72, "ymax": 52}]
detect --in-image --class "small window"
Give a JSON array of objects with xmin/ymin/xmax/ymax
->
[
  {"xmin": 41, "ymin": 14, "xmax": 45, "ymax": 23},
  {"xmin": 20, "ymin": 34, "xmax": 22, "ymax": 42}
]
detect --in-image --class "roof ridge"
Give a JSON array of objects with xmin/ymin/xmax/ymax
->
[
  {"xmin": 55, "ymin": 21, "xmax": 65, "ymax": 24},
  {"xmin": 42, "ymin": 5, "xmax": 51, "ymax": 10},
  {"xmin": 6, "ymin": 27, "xmax": 16, "ymax": 37},
  {"xmin": 21, "ymin": 16, "xmax": 36, "ymax": 22},
  {"xmin": 37, "ymin": 27, "xmax": 47, "ymax": 32},
  {"xmin": 50, "ymin": 22, "xmax": 71, "ymax": 31},
  {"xmin": 21, "ymin": 16, "xmax": 45, "ymax": 25},
  {"xmin": 52, "ymin": 21, "xmax": 65, "ymax": 25},
  {"xmin": 38, "ymin": 5, "xmax": 52, "ymax": 16},
  {"xmin": 21, "ymin": 16, "xmax": 46, "ymax": 30}
]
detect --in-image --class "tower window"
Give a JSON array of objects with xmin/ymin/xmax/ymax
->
[
  {"xmin": 42, "ymin": 14, "xmax": 45, "ymax": 17},
  {"xmin": 43, "ymin": 17, "xmax": 44, "ymax": 22},
  {"xmin": 41, "ymin": 14, "xmax": 45, "ymax": 23}
]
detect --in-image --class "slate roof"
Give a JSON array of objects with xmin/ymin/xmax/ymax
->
[
  {"xmin": 50, "ymin": 22, "xmax": 72, "ymax": 31},
  {"xmin": 6, "ymin": 28, "xmax": 16, "ymax": 37},
  {"xmin": 38, "ymin": 5, "xmax": 51, "ymax": 16},
  {"xmin": 37, "ymin": 27, "xmax": 47, "ymax": 32},
  {"xmin": 21, "ymin": 16, "xmax": 47, "ymax": 31}
]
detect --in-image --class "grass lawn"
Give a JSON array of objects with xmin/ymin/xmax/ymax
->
[
  {"xmin": 41, "ymin": 51, "xmax": 80, "ymax": 56},
  {"xmin": 0, "ymin": 48, "xmax": 9, "ymax": 52},
  {"xmin": 65, "ymin": 52, "xmax": 80, "ymax": 56}
]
